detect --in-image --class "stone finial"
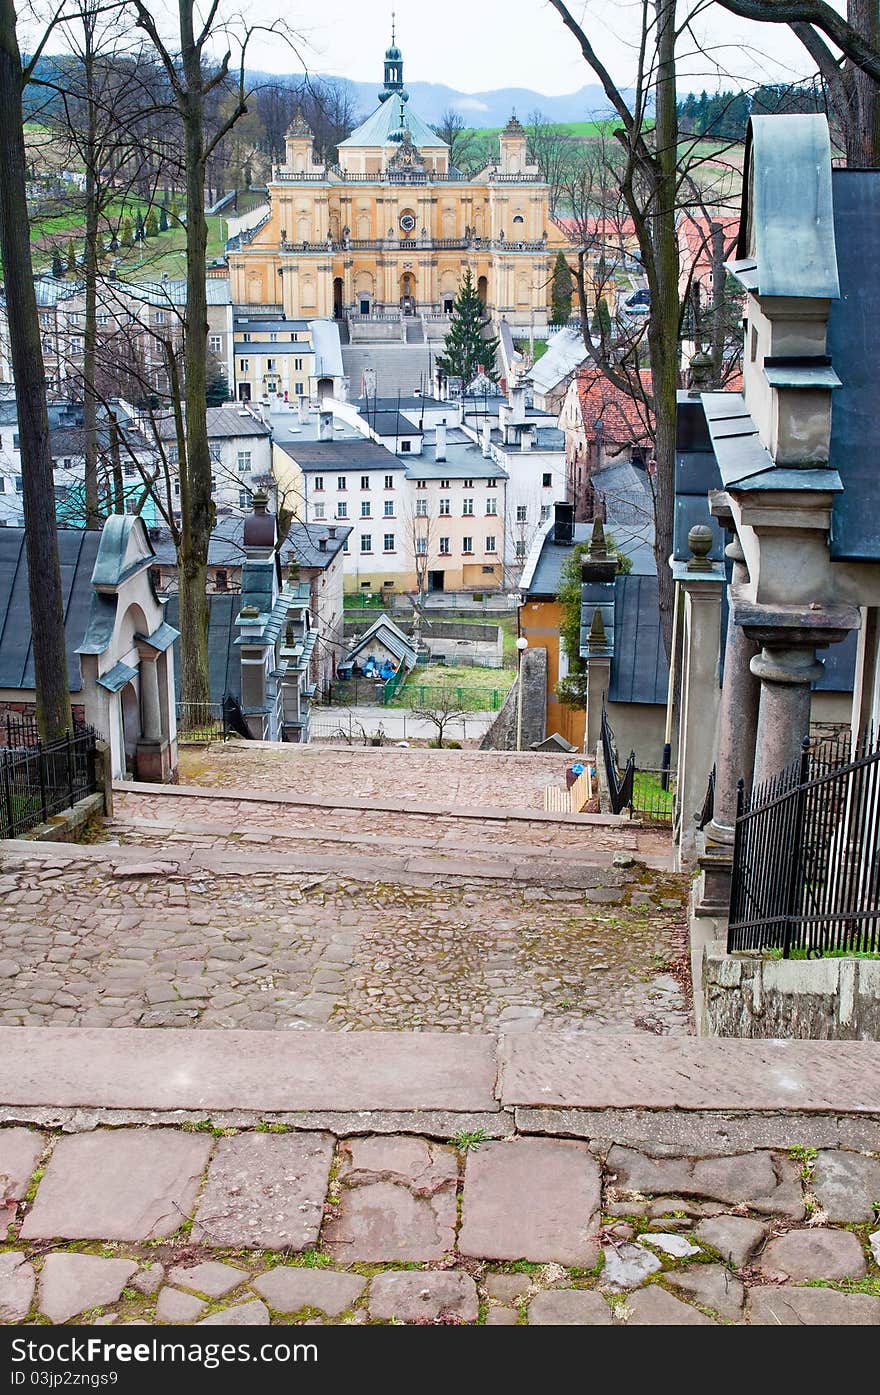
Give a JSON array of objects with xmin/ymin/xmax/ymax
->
[
  {"xmin": 587, "ymin": 607, "xmax": 607, "ymax": 650},
  {"xmin": 687, "ymin": 523, "xmax": 715, "ymax": 571},
  {"xmin": 286, "ymin": 108, "xmax": 311, "ymax": 139},
  {"xmin": 503, "ymin": 113, "xmax": 526, "ymax": 137},
  {"xmin": 688, "ymin": 348, "xmax": 714, "ymax": 396},
  {"xmin": 589, "ymin": 515, "xmax": 609, "ymax": 557},
  {"xmin": 251, "ymin": 489, "xmax": 269, "ymax": 513},
  {"xmin": 239, "ymin": 604, "xmax": 260, "ymax": 619}
]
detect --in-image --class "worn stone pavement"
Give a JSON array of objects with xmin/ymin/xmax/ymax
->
[
  {"xmin": 173, "ymin": 742, "xmax": 582, "ymax": 810},
  {"xmin": 2, "ymin": 1119, "xmax": 879, "ymax": 1326},
  {"xmin": 0, "ymin": 841, "xmax": 689, "ymax": 1034}
]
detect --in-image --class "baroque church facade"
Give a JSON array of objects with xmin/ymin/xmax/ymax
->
[{"xmin": 227, "ymin": 34, "xmax": 570, "ymax": 330}]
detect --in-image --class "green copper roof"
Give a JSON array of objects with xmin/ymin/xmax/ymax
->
[{"xmin": 340, "ymin": 95, "xmax": 447, "ymax": 149}]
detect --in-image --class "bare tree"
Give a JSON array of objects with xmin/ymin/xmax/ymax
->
[
  {"xmin": 432, "ymin": 108, "xmax": 476, "ymax": 170},
  {"xmin": 129, "ymin": 1, "xmax": 298, "ymax": 711},
  {"xmin": 409, "ymin": 687, "xmax": 468, "ymax": 746},
  {"xmin": 403, "ymin": 498, "xmax": 436, "ymax": 604},
  {"xmin": 0, "ymin": 0, "xmax": 72, "ymax": 739},
  {"xmin": 716, "ymin": 0, "xmax": 880, "ymax": 84},
  {"xmin": 526, "ymin": 109, "xmax": 579, "ymax": 210}
]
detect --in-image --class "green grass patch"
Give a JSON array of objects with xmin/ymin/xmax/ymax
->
[
  {"xmin": 631, "ymin": 770, "xmax": 674, "ymax": 817},
  {"xmin": 391, "ymin": 664, "xmax": 514, "ymax": 712}
]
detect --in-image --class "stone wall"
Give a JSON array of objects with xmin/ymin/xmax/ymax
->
[
  {"xmin": 702, "ymin": 943, "xmax": 880, "ymax": 1039},
  {"xmin": 479, "ymin": 647, "xmax": 547, "ymax": 751}
]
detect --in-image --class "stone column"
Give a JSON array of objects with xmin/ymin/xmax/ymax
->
[
  {"xmin": 750, "ymin": 645, "xmax": 824, "ymax": 787},
  {"xmin": 705, "ymin": 533, "xmax": 760, "ymax": 847},
  {"xmin": 675, "ymin": 574, "xmax": 723, "ymax": 865},
  {"xmin": 738, "ymin": 604, "xmax": 861, "ymax": 788},
  {"xmin": 137, "ymin": 650, "xmax": 162, "ymax": 743}
]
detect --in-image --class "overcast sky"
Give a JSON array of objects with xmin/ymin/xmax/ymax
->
[{"xmin": 245, "ymin": 0, "xmax": 822, "ymax": 93}]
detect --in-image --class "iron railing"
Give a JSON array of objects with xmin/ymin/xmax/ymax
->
[
  {"xmin": 600, "ymin": 704, "xmax": 635, "ymax": 815},
  {"xmin": 0, "ymin": 713, "xmax": 41, "ymax": 749},
  {"xmin": 0, "ymin": 725, "xmax": 98, "ymax": 839},
  {"xmin": 630, "ymin": 766, "xmax": 677, "ymax": 825},
  {"xmin": 728, "ymin": 732, "xmax": 880, "ymax": 957}
]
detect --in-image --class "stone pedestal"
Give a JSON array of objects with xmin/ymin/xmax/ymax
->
[{"xmin": 135, "ymin": 737, "xmax": 175, "ymax": 783}]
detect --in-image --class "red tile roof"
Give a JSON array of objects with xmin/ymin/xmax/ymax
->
[{"xmin": 575, "ymin": 365, "xmax": 653, "ymax": 445}]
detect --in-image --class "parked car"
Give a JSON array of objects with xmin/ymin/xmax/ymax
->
[{"xmin": 626, "ymin": 288, "xmax": 651, "ymax": 308}]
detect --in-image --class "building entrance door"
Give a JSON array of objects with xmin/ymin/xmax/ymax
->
[
  {"xmin": 428, "ymin": 570, "xmax": 445, "ymax": 593},
  {"xmin": 238, "ymin": 382, "xmax": 251, "ymax": 402}
]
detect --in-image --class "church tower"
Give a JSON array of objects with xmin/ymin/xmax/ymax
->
[{"xmin": 379, "ymin": 14, "xmax": 405, "ymax": 101}]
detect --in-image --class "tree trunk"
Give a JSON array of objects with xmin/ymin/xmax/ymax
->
[
  {"xmin": 0, "ymin": 0, "xmax": 72, "ymax": 741},
  {"xmin": 82, "ymin": 58, "xmax": 101, "ymax": 528},
  {"xmin": 177, "ymin": 27, "xmax": 214, "ymax": 710},
  {"xmin": 849, "ymin": 0, "xmax": 880, "ymax": 164},
  {"xmin": 648, "ymin": 0, "xmax": 681, "ymax": 661}
]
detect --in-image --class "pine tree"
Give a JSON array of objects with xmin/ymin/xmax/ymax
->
[
  {"xmin": 121, "ymin": 216, "xmax": 133, "ymax": 249},
  {"xmin": 205, "ymin": 360, "xmax": 229, "ymax": 406},
  {"xmin": 145, "ymin": 208, "xmax": 158, "ymax": 238},
  {"xmin": 550, "ymin": 251, "xmax": 573, "ymax": 326},
  {"xmin": 592, "ymin": 296, "xmax": 612, "ymax": 339},
  {"xmin": 51, "ymin": 245, "xmax": 64, "ymax": 278},
  {"xmin": 436, "ymin": 269, "xmax": 499, "ymax": 385},
  {"xmin": 66, "ymin": 237, "xmax": 77, "ymax": 275},
  {"xmin": 159, "ymin": 205, "xmax": 169, "ymax": 233}
]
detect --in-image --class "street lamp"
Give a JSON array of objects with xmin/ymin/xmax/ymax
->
[{"xmin": 515, "ymin": 636, "xmax": 529, "ymax": 753}]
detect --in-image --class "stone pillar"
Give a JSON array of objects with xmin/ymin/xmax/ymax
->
[
  {"xmin": 750, "ymin": 645, "xmax": 824, "ymax": 787},
  {"xmin": 138, "ymin": 651, "xmax": 162, "ymax": 742},
  {"xmin": 134, "ymin": 644, "xmax": 174, "ymax": 782},
  {"xmin": 675, "ymin": 574, "xmax": 723, "ymax": 866},
  {"xmin": 705, "ymin": 534, "xmax": 760, "ymax": 847},
  {"xmin": 738, "ymin": 603, "xmax": 862, "ymax": 788}
]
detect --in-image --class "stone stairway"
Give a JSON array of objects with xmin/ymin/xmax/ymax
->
[
  {"xmin": 341, "ymin": 340, "xmax": 435, "ymax": 396},
  {"xmin": 3, "ymin": 743, "xmax": 880, "ymax": 1330},
  {"xmin": 0, "ymin": 744, "xmax": 690, "ymax": 1036}
]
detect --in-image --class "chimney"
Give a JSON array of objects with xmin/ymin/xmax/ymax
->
[
  {"xmin": 510, "ymin": 383, "xmax": 526, "ymax": 425},
  {"xmin": 481, "ymin": 419, "xmax": 492, "ymax": 459},
  {"xmin": 318, "ymin": 537, "xmax": 327, "ymax": 551},
  {"xmin": 328, "ymin": 525, "xmax": 337, "ymax": 539},
  {"xmin": 298, "ymin": 397, "xmax": 308, "ymax": 423},
  {"xmin": 435, "ymin": 420, "xmax": 447, "ymax": 462},
  {"xmin": 552, "ymin": 500, "xmax": 574, "ymax": 546},
  {"xmin": 520, "ymin": 425, "xmax": 532, "ymax": 453},
  {"xmin": 319, "ymin": 410, "xmax": 333, "ymax": 441}
]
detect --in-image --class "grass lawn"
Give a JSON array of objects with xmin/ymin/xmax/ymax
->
[
  {"xmin": 28, "ymin": 195, "xmax": 226, "ymax": 279},
  {"xmin": 631, "ymin": 769, "xmax": 674, "ymax": 820},
  {"xmin": 391, "ymin": 663, "xmax": 515, "ymax": 712}
]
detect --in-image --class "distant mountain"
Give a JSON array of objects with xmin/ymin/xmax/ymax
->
[
  {"xmin": 256, "ymin": 72, "xmax": 623, "ymax": 130},
  {"xmin": 339, "ymin": 78, "xmax": 619, "ymax": 128}
]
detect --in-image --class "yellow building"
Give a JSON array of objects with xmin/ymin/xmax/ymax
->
[{"xmin": 228, "ymin": 33, "xmax": 568, "ymax": 331}]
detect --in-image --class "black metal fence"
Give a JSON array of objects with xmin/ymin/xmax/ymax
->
[
  {"xmin": 630, "ymin": 767, "xmax": 677, "ymax": 825},
  {"xmin": 600, "ymin": 705, "xmax": 635, "ymax": 815},
  {"xmin": 0, "ymin": 725, "xmax": 99, "ymax": 839},
  {"xmin": 0, "ymin": 714, "xmax": 41, "ymax": 749},
  {"xmin": 729, "ymin": 732, "xmax": 880, "ymax": 957}
]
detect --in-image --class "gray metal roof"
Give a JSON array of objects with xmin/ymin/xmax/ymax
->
[
  {"xmin": 0, "ymin": 528, "xmax": 102, "ymax": 691},
  {"xmin": 166, "ymin": 592, "xmax": 240, "ymax": 701},
  {"xmin": 346, "ymin": 614, "xmax": 417, "ymax": 669},
  {"xmin": 701, "ymin": 393, "xmax": 843, "ymax": 494},
  {"xmin": 731, "ymin": 115, "xmax": 840, "ymax": 301},
  {"xmin": 286, "ymin": 439, "xmax": 401, "ymax": 471},
  {"xmin": 607, "ymin": 574, "xmax": 669, "ymax": 706},
  {"xmin": 523, "ymin": 522, "xmax": 592, "ymax": 599},
  {"xmin": 151, "ymin": 517, "xmax": 350, "ymax": 571}
]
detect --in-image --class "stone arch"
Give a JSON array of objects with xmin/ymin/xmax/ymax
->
[
  {"xmin": 120, "ymin": 682, "xmax": 140, "ymax": 770},
  {"xmin": 354, "ymin": 271, "xmax": 375, "ymax": 295},
  {"xmin": 296, "ymin": 213, "xmax": 311, "ymax": 243},
  {"xmin": 356, "ymin": 213, "xmax": 372, "ymax": 239},
  {"xmin": 441, "ymin": 206, "xmax": 457, "ymax": 238}
]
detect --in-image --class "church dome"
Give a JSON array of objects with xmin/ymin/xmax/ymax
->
[{"xmin": 385, "ymin": 43, "xmax": 402, "ymax": 60}]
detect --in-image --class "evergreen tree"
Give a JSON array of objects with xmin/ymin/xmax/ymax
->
[
  {"xmin": 592, "ymin": 296, "xmax": 612, "ymax": 338},
  {"xmin": 436, "ymin": 269, "xmax": 498, "ymax": 384},
  {"xmin": 66, "ymin": 237, "xmax": 76, "ymax": 275},
  {"xmin": 145, "ymin": 208, "xmax": 158, "ymax": 238},
  {"xmin": 205, "ymin": 359, "xmax": 229, "ymax": 406},
  {"xmin": 550, "ymin": 251, "xmax": 573, "ymax": 326},
  {"xmin": 51, "ymin": 245, "xmax": 64, "ymax": 278},
  {"xmin": 135, "ymin": 211, "xmax": 144, "ymax": 241},
  {"xmin": 121, "ymin": 216, "xmax": 134, "ymax": 248},
  {"xmin": 159, "ymin": 205, "xmax": 169, "ymax": 233}
]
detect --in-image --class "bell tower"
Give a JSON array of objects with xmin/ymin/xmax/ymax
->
[{"xmin": 379, "ymin": 14, "xmax": 404, "ymax": 101}]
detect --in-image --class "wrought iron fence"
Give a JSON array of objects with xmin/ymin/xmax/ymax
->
[
  {"xmin": 630, "ymin": 767, "xmax": 677, "ymax": 825},
  {"xmin": 0, "ymin": 714, "xmax": 41, "ymax": 749},
  {"xmin": 600, "ymin": 704, "xmax": 635, "ymax": 815},
  {"xmin": 0, "ymin": 726, "xmax": 98, "ymax": 839},
  {"xmin": 176, "ymin": 702, "xmax": 227, "ymax": 742},
  {"xmin": 729, "ymin": 732, "xmax": 880, "ymax": 957}
]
